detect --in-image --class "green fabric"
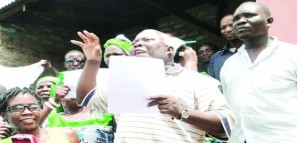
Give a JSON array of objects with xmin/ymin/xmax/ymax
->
[
  {"xmin": 184, "ymin": 40, "xmax": 197, "ymax": 45},
  {"xmin": 103, "ymin": 39, "xmax": 132, "ymax": 53},
  {"xmin": 49, "ymin": 72, "xmax": 65, "ymax": 113},
  {"xmin": 205, "ymin": 136, "xmax": 217, "ymax": 143},
  {"xmin": 50, "ymin": 72, "xmax": 64, "ymax": 98},
  {"xmin": 103, "ymin": 38, "xmax": 132, "ymax": 60},
  {"xmin": 47, "ymin": 112, "xmax": 114, "ymax": 128},
  {"xmin": 0, "ymin": 137, "xmax": 12, "ymax": 143},
  {"xmin": 201, "ymin": 71, "xmax": 208, "ymax": 76},
  {"xmin": 36, "ymin": 76, "xmax": 60, "ymax": 87}
]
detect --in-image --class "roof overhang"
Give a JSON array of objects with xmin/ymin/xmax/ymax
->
[{"xmin": 0, "ymin": 0, "xmax": 38, "ymax": 20}]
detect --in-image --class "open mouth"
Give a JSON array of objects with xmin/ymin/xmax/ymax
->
[
  {"xmin": 20, "ymin": 118, "xmax": 35, "ymax": 124},
  {"xmin": 134, "ymin": 49, "xmax": 146, "ymax": 56},
  {"xmin": 40, "ymin": 93, "xmax": 50, "ymax": 98},
  {"xmin": 73, "ymin": 67, "xmax": 83, "ymax": 70}
]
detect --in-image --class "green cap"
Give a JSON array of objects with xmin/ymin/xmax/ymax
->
[{"xmin": 184, "ymin": 40, "xmax": 197, "ymax": 45}]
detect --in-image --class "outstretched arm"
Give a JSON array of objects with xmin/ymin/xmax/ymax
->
[{"xmin": 71, "ymin": 30, "xmax": 102, "ymax": 104}]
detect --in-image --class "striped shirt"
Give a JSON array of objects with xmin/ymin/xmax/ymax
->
[
  {"xmin": 208, "ymin": 44, "xmax": 239, "ymax": 81},
  {"xmin": 84, "ymin": 64, "xmax": 234, "ymax": 143}
]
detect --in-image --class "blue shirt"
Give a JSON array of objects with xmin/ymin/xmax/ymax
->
[{"xmin": 207, "ymin": 43, "xmax": 238, "ymax": 81}]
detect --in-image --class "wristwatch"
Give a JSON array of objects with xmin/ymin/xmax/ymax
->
[{"xmin": 180, "ymin": 108, "xmax": 189, "ymax": 120}]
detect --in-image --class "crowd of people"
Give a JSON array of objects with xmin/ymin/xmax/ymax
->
[{"xmin": 0, "ymin": 1, "xmax": 299, "ymax": 143}]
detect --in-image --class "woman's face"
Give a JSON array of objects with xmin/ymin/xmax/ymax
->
[
  {"xmin": 104, "ymin": 45, "xmax": 128, "ymax": 66},
  {"xmin": 4, "ymin": 93, "xmax": 42, "ymax": 132},
  {"xmin": 35, "ymin": 81, "xmax": 55, "ymax": 101}
]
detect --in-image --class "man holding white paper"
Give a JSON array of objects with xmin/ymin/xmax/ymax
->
[{"xmin": 73, "ymin": 29, "xmax": 234, "ymax": 143}]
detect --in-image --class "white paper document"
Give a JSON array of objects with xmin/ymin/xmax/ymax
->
[
  {"xmin": 61, "ymin": 68, "xmax": 109, "ymax": 99},
  {"xmin": 0, "ymin": 60, "xmax": 46, "ymax": 89},
  {"xmin": 62, "ymin": 70, "xmax": 82, "ymax": 99},
  {"xmin": 108, "ymin": 56, "xmax": 166, "ymax": 114}
]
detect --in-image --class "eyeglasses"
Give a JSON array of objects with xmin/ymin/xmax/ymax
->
[
  {"xmin": 6, "ymin": 104, "xmax": 43, "ymax": 112},
  {"xmin": 65, "ymin": 59, "xmax": 86, "ymax": 65}
]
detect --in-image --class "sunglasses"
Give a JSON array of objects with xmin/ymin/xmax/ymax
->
[
  {"xmin": 6, "ymin": 104, "xmax": 43, "ymax": 112},
  {"xmin": 65, "ymin": 59, "xmax": 86, "ymax": 65}
]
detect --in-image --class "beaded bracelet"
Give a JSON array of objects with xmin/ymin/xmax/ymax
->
[
  {"xmin": 45, "ymin": 102, "xmax": 55, "ymax": 110},
  {"xmin": 49, "ymin": 98, "xmax": 61, "ymax": 107}
]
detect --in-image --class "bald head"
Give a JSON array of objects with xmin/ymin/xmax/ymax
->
[
  {"xmin": 235, "ymin": 2, "xmax": 271, "ymax": 17},
  {"xmin": 132, "ymin": 29, "xmax": 176, "ymax": 65},
  {"xmin": 233, "ymin": 2, "xmax": 273, "ymax": 41},
  {"xmin": 138, "ymin": 29, "xmax": 170, "ymax": 43}
]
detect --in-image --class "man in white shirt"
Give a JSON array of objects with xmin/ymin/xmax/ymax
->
[{"xmin": 221, "ymin": 2, "xmax": 300, "ymax": 143}]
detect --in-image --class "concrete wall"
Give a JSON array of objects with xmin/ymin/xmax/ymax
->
[
  {"xmin": 258, "ymin": 0, "xmax": 297, "ymax": 44},
  {"xmin": 0, "ymin": 23, "xmax": 79, "ymax": 70}
]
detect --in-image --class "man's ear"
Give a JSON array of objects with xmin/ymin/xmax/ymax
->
[
  {"xmin": 266, "ymin": 17, "xmax": 274, "ymax": 27},
  {"xmin": 167, "ymin": 46, "xmax": 174, "ymax": 55},
  {"xmin": 63, "ymin": 62, "xmax": 67, "ymax": 68}
]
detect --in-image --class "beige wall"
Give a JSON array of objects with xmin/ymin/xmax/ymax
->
[{"xmin": 258, "ymin": 0, "xmax": 297, "ymax": 45}]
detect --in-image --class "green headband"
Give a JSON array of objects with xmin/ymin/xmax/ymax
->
[
  {"xmin": 103, "ymin": 38, "xmax": 132, "ymax": 60},
  {"xmin": 36, "ymin": 76, "xmax": 60, "ymax": 87}
]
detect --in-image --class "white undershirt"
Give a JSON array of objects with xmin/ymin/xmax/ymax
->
[{"xmin": 229, "ymin": 48, "xmax": 236, "ymax": 53}]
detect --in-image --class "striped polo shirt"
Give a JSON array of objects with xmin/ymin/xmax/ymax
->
[{"xmin": 84, "ymin": 64, "xmax": 234, "ymax": 143}]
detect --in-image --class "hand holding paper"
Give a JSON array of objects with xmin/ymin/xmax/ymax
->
[
  {"xmin": 54, "ymin": 85, "xmax": 71, "ymax": 102},
  {"xmin": 147, "ymin": 95, "xmax": 181, "ymax": 118},
  {"xmin": 62, "ymin": 70, "xmax": 82, "ymax": 99}
]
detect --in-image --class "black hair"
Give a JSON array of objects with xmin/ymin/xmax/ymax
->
[
  {"xmin": 0, "ymin": 87, "xmax": 42, "ymax": 113},
  {"xmin": 195, "ymin": 42, "xmax": 219, "ymax": 54},
  {"xmin": 64, "ymin": 50, "xmax": 85, "ymax": 60},
  {"xmin": 219, "ymin": 14, "xmax": 233, "ymax": 23}
]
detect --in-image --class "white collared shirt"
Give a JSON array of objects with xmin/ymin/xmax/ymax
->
[{"xmin": 221, "ymin": 37, "xmax": 300, "ymax": 143}]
